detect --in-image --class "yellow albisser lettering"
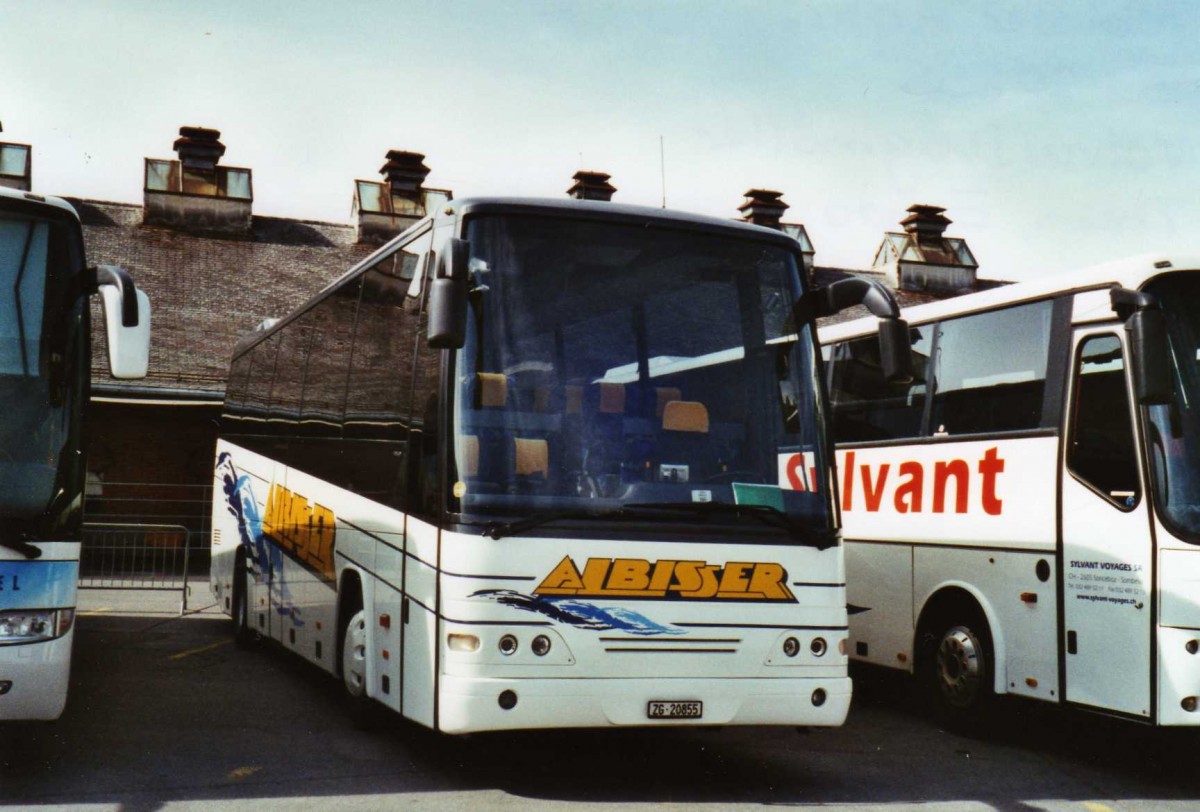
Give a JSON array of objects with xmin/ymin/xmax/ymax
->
[
  {"xmin": 647, "ymin": 560, "xmax": 676, "ymax": 593},
  {"xmin": 535, "ymin": 556, "xmax": 585, "ymax": 594},
  {"xmin": 580, "ymin": 558, "xmax": 611, "ymax": 594},
  {"xmin": 678, "ymin": 565, "xmax": 721, "ymax": 598},
  {"xmin": 717, "ymin": 562, "xmax": 753, "ymax": 596},
  {"xmin": 606, "ymin": 559, "xmax": 651, "ymax": 592},
  {"xmin": 747, "ymin": 563, "xmax": 795, "ymax": 600},
  {"xmin": 670, "ymin": 561, "xmax": 705, "ymax": 593}
]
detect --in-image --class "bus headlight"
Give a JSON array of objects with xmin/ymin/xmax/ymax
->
[
  {"xmin": 498, "ymin": 634, "xmax": 519, "ymax": 655},
  {"xmin": 0, "ymin": 609, "xmax": 73, "ymax": 644},
  {"xmin": 531, "ymin": 635, "xmax": 552, "ymax": 656},
  {"xmin": 783, "ymin": 636, "xmax": 800, "ymax": 657}
]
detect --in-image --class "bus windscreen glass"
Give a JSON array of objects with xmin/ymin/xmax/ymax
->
[
  {"xmin": 450, "ymin": 213, "xmax": 830, "ymax": 539},
  {"xmin": 1144, "ymin": 271, "xmax": 1200, "ymax": 539},
  {"xmin": 0, "ymin": 212, "xmax": 77, "ymax": 520}
]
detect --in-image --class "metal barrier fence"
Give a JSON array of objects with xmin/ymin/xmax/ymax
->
[{"xmin": 80, "ymin": 523, "xmax": 197, "ymax": 614}]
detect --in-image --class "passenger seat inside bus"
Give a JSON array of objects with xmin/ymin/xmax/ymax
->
[{"xmin": 656, "ymin": 400, "xmax": 715, "ymax": 483}]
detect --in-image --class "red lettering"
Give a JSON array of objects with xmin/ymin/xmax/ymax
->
[
  {"xmin": 934, "ymin": 459, "xmax": 970, "ymax": 513},
  {"xmin": 894, "ymin": 461, "xmax": 924, "ymax": 513},
  {"xmin": 978, "ymin": 447, "xmax": 1005, "ymax": 515},
  {"xmin": 841, "ymin": 451, "xmax": 856, "ymax": 511},
  {"xmin": 861, "ymin": 464, "xmax": 891, "ymax": 512},
  {"xmin": 786, "ymin": 455, "xmax": 818, "ymax": 491}
]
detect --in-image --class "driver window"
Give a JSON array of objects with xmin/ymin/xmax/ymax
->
[{"xmin": 1068, "ymin": 334, "xmax": 1140, "ymax": 509}]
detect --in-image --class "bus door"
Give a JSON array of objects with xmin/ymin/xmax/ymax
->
[{"xmin": 1061, "ymin": 329, "xmax": 1154, "ymax": 718}]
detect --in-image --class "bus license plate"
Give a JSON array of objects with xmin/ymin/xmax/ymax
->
[{"xmin": 647, "ymin": 701, "xmax": 703, "ymax": 719}]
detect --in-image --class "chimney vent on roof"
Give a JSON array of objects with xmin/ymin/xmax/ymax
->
[
  {"xmin": 354, "ymin": 150, "xmax": 451, "ymax": 245},
  {"xmin": 380, "ymin": 150, "xmax": 431, "ymax": 198},
  {"xmin": 738, "ymin": 189, "xmax": 789, "ymax": 229},
  {"xmin": 900, "ymin": 203, "xmax": 952, "ymax": 247},
  {"xmin": 144, "ymin": 125, "xmax": 252, "ymax": 235},
  {"xmin": 567, "ymin": 171, "xmax": 616, "ymax": 202},
  {"xmin": 173, "ymin": 126, "xmax": 226, "ymax": 173},
  {"xmin": 871, "ymin": 203, "xmax": 978, "ymax": 296}
]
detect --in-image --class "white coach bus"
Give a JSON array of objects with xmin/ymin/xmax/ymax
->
[
  {"xmin": 815, "ymin": 253, "xmax": 1200, "ymax": 729},
  {"xmin": 209, "ymin": 197, "xmax": 909, "ymax": 734},
  {"xmin": 0, "ymin": 185, "xmax": 149, "ymax": 720}
]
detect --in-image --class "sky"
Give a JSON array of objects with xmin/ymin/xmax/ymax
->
[{"xmin": 3, "ymin": 0, "xmax": 1199, "ymax": 281}]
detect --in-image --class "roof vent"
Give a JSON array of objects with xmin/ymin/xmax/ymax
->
[
  {"xmin": 143, "ymin": 125, "xmax": 253, "ymax": 235},
  {"xmin": 0, "ymin": 141, "xmax": 31, "ymax": 192},
  {"xmin": 872, "ymin": 203, "xmax": 978, "ymax": 295},
  {"xmin": 353, "ymin": 150, "xmax": 451, "ymax": 245},
  {"xmin": 173, "ymin": 126, "xmax": 226, "ymax": 172},
  {"xmin": 736, "ymin": 188, "xmax": 815, "ymax": 280},
  {"xmin": 567, "ymin": 171, "xmax": 616, "ymax": 202}
]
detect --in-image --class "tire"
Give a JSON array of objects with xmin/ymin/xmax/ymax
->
[
  {"xmin": 340, "ymin": 608, "xmax": 368, "ymax": 700},
  {"xmin": 232, "ymin": 556, "xmax": 259, "ymax": 648},
  {"xmin": 921, "ymin": 612, "xmax": 994, "ymax": 734}
]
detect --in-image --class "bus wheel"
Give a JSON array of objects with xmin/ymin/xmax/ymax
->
[
  {"xmin": 232, "ymin": 556, "xmax": 258, "ymax": 648},
  {"xmin": 340, "ymin": 609, "xmax": 368, "ymax": 700},
  {"xmin": 922, "ymin": 615, "xmax": 994, "ymax": 733}
]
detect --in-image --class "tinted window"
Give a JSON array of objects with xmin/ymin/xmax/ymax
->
[
  {"xmin": 1068, "ymin": 334, "xmax": 1139, "ymax": 508},
  {"xmin": 829, "ymin": 325, "xmax": 933, "ymax": 442},
  {"xmin": 930, "ymin": 300, "xmax": 1053, "ymax": 435}
]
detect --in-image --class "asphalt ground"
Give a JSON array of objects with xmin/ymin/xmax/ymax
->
[{"xmin": 2, "ymin": 589, "xmax": 1200, "ymax": 811}]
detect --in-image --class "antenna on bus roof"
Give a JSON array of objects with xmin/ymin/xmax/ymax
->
[{"xmin": 660, "ymin": 135, "xmax": 667, "ymax": 209}]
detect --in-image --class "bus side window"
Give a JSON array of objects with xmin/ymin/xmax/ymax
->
[{"xmin": 1068, "ymin": 334, "xmax": 1139, "ymax": 508}]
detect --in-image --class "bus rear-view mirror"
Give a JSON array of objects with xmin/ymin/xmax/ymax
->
[
  {"xmin": 877, "ymin": 317, "xmax": 914, "ymax": 385},
  {"xmin": 1127, "ymin": 307, "xmax": 1170, "ymax": 405},
  {"xmin": 94, "ymin": 264, "xmax": 150, "ymax": 379},
  {"xmin": 428, "ymin": 238, "xmax": 470, "ymax": 349}
]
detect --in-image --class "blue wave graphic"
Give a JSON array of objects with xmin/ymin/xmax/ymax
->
[
  {"xmin": 470, "ymin": 589, "xmax": 684, "ymax": 636},
  {"xmin": 217, "ymin": 451, "xmax": 304, "ymax": 627}
]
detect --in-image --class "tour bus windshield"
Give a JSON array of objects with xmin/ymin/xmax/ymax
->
[
  {"xmin": 1143, "ymin": 271, "xmax": 1200, "ymax": 540},
  {"xmin": 450, "ymin": 212, "xmax": 831, "ymax": 539},
  {"xmin": 0, "ymin": 210, "xmax": 81, "ymax": 524}
]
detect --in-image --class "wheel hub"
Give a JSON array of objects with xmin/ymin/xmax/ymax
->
[{"xmin": 936, "ymin": 625, "xmax": 982, "ymax": 708}]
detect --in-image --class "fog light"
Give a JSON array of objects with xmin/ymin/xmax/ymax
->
[
  {"xmin": 812, "ymin": 688, "xmax": 827, "ymax": 707},
  {"xmin": 783, "ymin": 636, "xmax": 800, "ymax": 657},
  {"xmin": 838, "ymin": 638, "xmax": 847, "ymax": 656},
  {"xmin": 1183, "ymin": 696, "xmax": 1198, "ymax": 713},
  {"xmin": 498, "ymin": 634, "xmax": 519, "ymax": 655},
  {"xmin": 447, "ymin": 633, "xmax": 480, "ymax": 652},
  {"xmin": 1187, "ymin": 640, "xmax": 1199, "ymax": 655},
  {"xmin": 0, "ymin": 680, "xmax": 11, "ymax": 695},
  {"xmin": 531, "ymin": 635, "xmax": 552, "ymax": 656},
  {"xmin": 498, "ymin": 689, "xmax": 518, "ymax": 710},
  {"xmin": 810, "ymin": 637, "xmax": 827, "ymax": 657}
]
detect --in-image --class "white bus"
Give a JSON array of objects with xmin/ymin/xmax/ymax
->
[
  {"xmin": 816, "ymin": 253, "xmax": 1200, "ymax": 729},
  {"xmin": 0, "ymin": 186, "xmax": 149, "ymax": 720},
  {"xmin": 209, "ymin": 197, "xmax": 909, "ymax": 734}
]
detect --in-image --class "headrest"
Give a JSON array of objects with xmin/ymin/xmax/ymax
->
[
  {"xmin": 476, "ymin": 373, "xmax": 507, "ymax": 409},
  {"xmin": 513, "ymin": 438, "xmax": 549, "ymax": 479},
  {"xmin": 655, "ymin": 387, "xmax": 682, "ymax": 418},
  {"xmin": 598, "ymin": 382, "xmax": 626, "ymax": 414},
  {"xmin": 662, "ymin": 400, "xmax": 709, "ymax": 433}
]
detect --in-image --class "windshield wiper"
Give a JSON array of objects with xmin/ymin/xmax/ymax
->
[
  {"xmin": 0, "ymin": 534, "xmax": 42, "ymax": 560},
  {"xmin": 626, "ymin": 501, "xmax": 840, "ymax": 550}
]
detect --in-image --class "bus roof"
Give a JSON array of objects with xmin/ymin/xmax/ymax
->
[
  {"xmin": 0, "ymin": 185, "xmax": 80, "ymax": 219},
  {"xmin": 819, "ymin": 251, "xmax": 1200, "ymax": 342}
]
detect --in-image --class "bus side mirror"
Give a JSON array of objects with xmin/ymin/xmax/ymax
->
[
  {"xmin": 801, "ymin": 277, "xmax": 913, "ymax": 384},
  {"xmin": 428, "ymin": 238, "xmax": 469, "ymax": 349},
  {"xmin": 877, "ymin": 317, "xmax": 914, "ymax": 385},
  {"xmin": 1127, "ymin": 307, "xmax": 1170, "ymax": 405},
  {"xmin": 93, "ymin": 265, "xmax": 150, "ymax": 379}
]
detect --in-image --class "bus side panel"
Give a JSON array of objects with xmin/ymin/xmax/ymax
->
[
  {"xmin": 845, "ymin": 541, "xmax": 914, "ymax": 671},
  {"xmin": 1156, "ymin": 544, "xmax": 1200, "ymax": 725},
  {"xmin": 402, "ymin": 514, "xmax": 439, "ymax": 728},
  {"xmin": 913, "ymin": 547, "xmax": 1059, "ymax": 702},
  {"xmin": 372, "ymin": 555, "xmax": 404, "ymax": 712}
]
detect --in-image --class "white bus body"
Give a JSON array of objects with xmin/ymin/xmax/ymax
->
[
  {"xmin": 816, "ymin": 253, "xmax": 1200, "ymax": 727},
  {"xmin": 211, "ymin": 198, "xmax": 905, "ymax": 734},
  {"xmin": 0, "ymin": 186, "xmax": 149, "ymax": 720}
]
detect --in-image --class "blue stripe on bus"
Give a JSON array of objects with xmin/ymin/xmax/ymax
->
[{"xmin": 0, "ymin": 560, "xmax": 78, "ymax": 609}]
